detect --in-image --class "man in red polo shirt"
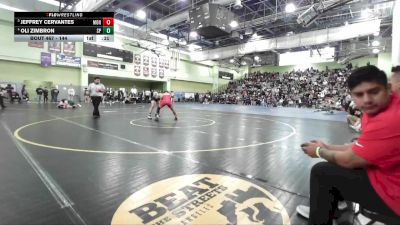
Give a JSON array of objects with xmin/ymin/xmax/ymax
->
[{"xmin": 297, "ymin": 66, "xmax": 400, "ymax": 224}]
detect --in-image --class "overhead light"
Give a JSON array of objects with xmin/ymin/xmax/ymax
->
[
  {"xmin": 254, "ymin": 55, "xmax": 260, "ymax": 61},
  {"xmin": 361, "ymin": 8, "xmax": 371, "ymax": 19},
  {"xmin": 229, "ymin": 20, "xmax": 238, "ymax": 28},
  {"xmin": 190, "ymin": 31, "xmax": 198, "ymax": 38},
  {"xmin": 233, "ymin": 0, "xmax": 243, "ymax": 9},
  {"xmin": 372, "ymin": 40, "xmax": 380, "ymax": 47},
  {"xmin": 136, "ymin": 9, "xmax": 146, "ymax": 20},
  {"xmin": 214, "ymin": 54, "xmax": 219, "ymax": 58},
  {"xmin": 373, "ymin": 31, "xmax": 380, "ymax": 36},
  {"xmin": 0, "ymin": 3, "xmax": 26, "ymax": 11},
  {"xmin": 372, "ymin": 48, "xmax": 380, "ymax": 54},
  {"xmin": 241, "ymin": 61, "xmax": 247, "ymax": 65},
  {"xmin": 229, "ymin": 59, "xmax": 235, "ymax": 63},
  {"xmin": 66, "ymin": 5, "xmax": 73, "ymax": 10},
  {"xmin": 285, "ymin": 3, "xmax": 296, "ymax": 13}
]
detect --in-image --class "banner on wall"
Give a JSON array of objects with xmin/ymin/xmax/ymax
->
[
  {"xmin": 134, "ymin": 54, "xmax": 141, "ymax": 65},
  {"xmin": 143, "ymin": 56, "xmax": 149, "ymax": 66},
  {"xmin": 151, "ymin": 57, "xmax": 157, "ymax": 67},
  {"xmin": 41, "ymin": 52, "xmax": 51, "ymax": 67},
  {"xmin": 56, "ymin": 54, "xmax": 81, "ymax": 68},
  {"xmin": 151, "ymin": 68, "xmax": 157, "ymax": 78},
  {"xmin": 48, "ymin": 42, "xmax": 61, "ymax": 53},
  {"xmin": 87, "ymin": 60, "xmax": 118, "ymax": 70},
  {"xmin": 143, "ymin": 67, "xmax": 149, "ymax": 76},
  {"xmin": 134, "ymin": 66, "xmax": 141, "ymax": 76},
  {"xmin": 28, "ymin": 41, "xmax": 44, "ymax": 48},
  {"xmin": 164, "ymin": 59, "xmax": 169, "ymax": 69},
  {"xmin": 159, "ymin": 69, "xmax": 164, "ymax": 78},
  {"xmin": 63, "ymin": 42, "xmax": 75, "ymax": 56}
]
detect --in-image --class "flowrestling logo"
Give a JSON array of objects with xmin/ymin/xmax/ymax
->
[{"xmin": 112, "ymin": 174, "xmax": 290, "ymax": 225}]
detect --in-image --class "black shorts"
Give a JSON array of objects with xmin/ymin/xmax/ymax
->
[{"xmin": 151, "ymin": 97, "xmax": 159, "ymax": 102}]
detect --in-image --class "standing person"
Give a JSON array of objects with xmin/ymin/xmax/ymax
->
[
  {"xmin": 88, "ymin": 77, "xmax": 105, "ymax": 118},
  {"xmin": 147, "ymin": 91, "xmax": 160, "ymax": 119},
  {"xmin": 21, "ymin": 84, "xmax": 29, "ymax": 102},
  {"xmin": 5, "ymin": 84, "xmax": 14, "ymax": 104},
  {"xmin": 83, "ymin": 88, "xmax": 90, "ymax": 103},
  {"xmin": 145, "ymin": 89, "xmax": 151, "ymax": 103},
  {"xmin": 51, "ymin": 86, "xmax": 59, "ymax": 103},
  {"xmin": 0, "ymin": 86, "xmax": 6, "ymax": 109},
  {"xmin": 43, "ymin": 87, "xmax": 49, "ymax": 103},
  {"xmin": 131, "ymin": 86, "xmax": 138, "ymax": 104},
  {"xmin": 154, "ymin": 91, "xmax": 178, "ymax": 121},
  {"xmin": 67, "ymin": 84, "xmax": 75, "ymax": 101},
  {"xmin": 36, "ymin": 86, "xmax": 43, "ymax": 103},
  {"xmin": 297, "ymin": 66, "xmax": 400, "ymax": 224}
]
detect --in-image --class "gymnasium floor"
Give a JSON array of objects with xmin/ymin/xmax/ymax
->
[{"xmin": 0, "ymin": 103, "xmax": 357, "ymax": 225}]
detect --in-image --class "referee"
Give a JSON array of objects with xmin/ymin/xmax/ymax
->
[{"xmin": 88, "ymin": 77, "xmax": 105, "ymax": 118}]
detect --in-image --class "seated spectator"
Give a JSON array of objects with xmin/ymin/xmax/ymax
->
[
  {"xmin": 297, "ymin": 66, "xmax": 400, "ymax": 224},
  {"xmin": 10, "ymin": 91, "xmax": 22, "ymax": 104}
]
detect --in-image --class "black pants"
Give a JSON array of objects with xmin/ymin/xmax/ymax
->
[
  {"xmin": 91, "ymin": 96, "xmax": 102, "ymax": 116},
  {"xmin": 309, "ymin": 162, "xmax": 398, "ymax": 225},
  {"xmin": 0, "ymin": 95, "xmax": 5, "ymax": 108},
  {"xmin": 44, "ymin": 95, "xmax": 48, "ymax": 103}
]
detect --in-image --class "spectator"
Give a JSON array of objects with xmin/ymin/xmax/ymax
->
[
  {"xmin": 36, "ymin": 86, "xmax": 43, "ymax": 103},
  {"xmin": 43, "ymin": 87, "xmax": 49, "ymax": 103},
  {"xmin": 83, "ymin": 88, "xmax": 90, "ymax": 103},
  {"xmin": 0, "ymin": 86, "xmax": 6, "ymax": 109},
  {"xmin": 51, "ymin": 86, "xmax": 59, "ymax": 103},
  {"xmin": 211, "ymin": 67, "xmax": 352, "ymax": 110},
  {"xmin": 297, "ymin": 66, "xmax": 400, "ymax": 224},
  {"xmin": 67, "ymin": 84, "xmax": 75, "ymax": 101},
  {"xmin": 5, "ymin": 84, "xmax": 14, "ymax": 104},
  {"xmin": 21, "ymin": 84, "xmax": 29, "ymax": 102}
]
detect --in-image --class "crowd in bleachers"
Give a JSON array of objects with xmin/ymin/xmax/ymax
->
[{"xmin": 206, "ymin": 67, "xmax": 355, "ymax": 111}]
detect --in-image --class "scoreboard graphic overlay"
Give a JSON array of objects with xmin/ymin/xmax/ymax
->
[{"xmin": 14, "ymin": 12, "xmax": 114, "ymax": 42}]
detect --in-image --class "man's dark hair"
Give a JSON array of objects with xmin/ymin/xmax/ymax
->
[
  {"xmin": 94, "ymin": 77, "xmax": 100, "ymax": 80},
  {"xmin": 392, "ymin": 66, "xmax": 400, "ymax": 73},
  {"xmin": 347, "ymin": 65, "xmax": 387, "ymax": 90}
]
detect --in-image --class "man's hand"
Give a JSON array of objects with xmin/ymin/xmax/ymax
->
[
  {"xmin": 301, "ymin": 142, "xmax": 319, "ymax": 158},
  {"xmin": 310, "ymin": 140, "xmax": 328, "ymax": 148}
]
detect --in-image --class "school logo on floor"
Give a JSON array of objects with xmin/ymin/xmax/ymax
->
[{"xmin": 111, "ymin": 174, "xmax": 290, "ymax": 225}]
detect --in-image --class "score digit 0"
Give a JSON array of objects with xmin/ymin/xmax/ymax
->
[{"xmin": 102, "ymin": 18, "xmax": 114, "ymax": 26}]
